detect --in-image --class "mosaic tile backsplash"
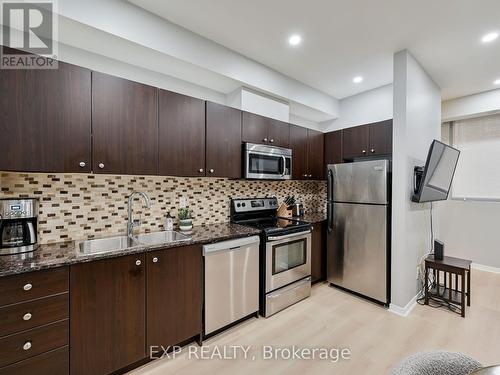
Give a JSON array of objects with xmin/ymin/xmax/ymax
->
[{"xmin": 0, "ymin": 172, "xmax": 326, "ymax": 244}]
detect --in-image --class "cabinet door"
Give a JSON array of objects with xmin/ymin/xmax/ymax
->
[
  {"xmin": 0, "ymin": 58, "xmax": 91, "ymax": 173},
  {"xmin": 147, "ymin": 245, "xmax": 202, "ymax": 350},
  {"xmin": 92, "ymin": 72, "xmax": 158, "ymax": 175},
  {"xmin": 369, "ymin": 119, "xmax": 392, "ymax": 156},
  {"xmin": 70, "ymin": 254, "xmax": 146, "ymax": 375},
  {"xmin": 311, "ymin": 222, "xmax": 326, "ymax": 283},
  {"xmin": 242, "ymin": 112, "xmax": 269, "ymax": 145},
  {"xmin": 307, "ymin": 129, "xmax": 325, "ymax": 180},
  {"xmin": 158, "ymin": 90, "xmax": 205, "ymax": 177},
  {"xmin": 206, "ymin": 102, "xmax": 242, "ymax": 178},
  {"xmin": 267, "ymin": 118, "xmax": 290, "ymax": 148},
  {"xmin": 290, "ymin": 125, "xmax": 308, "ymax": 180},
  {"xmin": 324, "ymin": 130, "xmax": 342, "ymax": 166},
  {"xmin": 342, "ymin": 124, "xmax": 369, "ymax": 160}
]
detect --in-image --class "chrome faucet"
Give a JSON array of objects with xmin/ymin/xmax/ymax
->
[{"xmin": 127, "ymin": 191, "xmax": 151, "ymax": 238}]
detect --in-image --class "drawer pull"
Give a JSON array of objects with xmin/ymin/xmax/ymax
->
[
  {"xmin": 135, "ymin": 259, "xmax": 142, "ymax": 266},
  {"xmin": 152, "ymin": 257, "xmax": 158, "ymax": 263},
  {"xmin": 23, "ymin": 341, "xmax": 32, "ymax": 351},
  {"xmin": 23, "ymin": 283, "xmax": 32, "ymax": 291},
  {"xmin": 23, "ymin": 313, "xmax": 32, "ymax": 321}
]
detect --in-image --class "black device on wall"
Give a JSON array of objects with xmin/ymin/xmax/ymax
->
[
  {"xmin": 411, "ymin": 140, "xmax": 460, "ymax": 203},
  {"xmin": 434, "ymin": 239, "xmax": 444, "ymax": 260}
]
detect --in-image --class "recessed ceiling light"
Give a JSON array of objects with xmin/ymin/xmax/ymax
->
[
  {"xmin": 288, "ymin": 34, "xmax": 302, "ymax": 46},
  {"xmin": 353, "ymin": 76, "xmax": 363, "ymax": 84},
  {"xmin": 481, "ymin": 32, "xmax": 499, "ymax": 43},
  {"xmin": 494, "ymin": 78, "xmax": 500, "ymax": 85}
]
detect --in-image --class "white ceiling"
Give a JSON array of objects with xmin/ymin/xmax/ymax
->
[{"xmin": 129, "ymin": 0, "xmax": 500, "ymax": 100}]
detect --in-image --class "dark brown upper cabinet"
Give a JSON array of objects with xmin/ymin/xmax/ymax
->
[
  {"xmin": 324, "ymin": 130, "xmax": 343, "ymax": 166},
  {"xmin": 290, "ymin": 125, "xmax": 325, "ymax": 180},
  {"xmin": 92, "ymin": 72, "xmax": 158, "ymax": 175},
  {"xmin": 0, "ymin": 59, "xmax": 91, "ymax": 173},
  {"xmin": 242, "ymin": 112, "xmax": 290, "ymax": 148},
  {"xmin": 70, "ymin": 254, "xmax": 146, "ymax": 375},
  {"xmin": 147, "ymin": 245, "xmax": 202, "ymax": 351},
  {"xmin": 342, "ymin": 120, "xmax": 392, "ymax": 160},
  {"xmin": 206, "ymin": 102, "xmax": 242, "ymax": 178},
  {"xmin": 307, "ymin": 129, "xmax": 325, "ymax": 180},
  {"xmin": 158, "ymin": 90, "xmax": 206, "ymax": 177},
  {"xmin": 290, "ymin": 125, "xmax": 308, "ymax": 180},
  {"xmin": 369, "ymin": 119, "xmax": 393, "ymax": 156}
]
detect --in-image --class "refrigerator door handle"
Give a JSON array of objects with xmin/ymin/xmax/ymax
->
[
  {"xmin": 327, "ymin": 203, "xmax": 334, "ymax": 232},
  {"xmin": 327, "ymin": 168, "xmax": 334, "ymax": 202}
]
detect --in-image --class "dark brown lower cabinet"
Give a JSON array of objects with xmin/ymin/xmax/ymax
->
[
  {"xmin": 147, "ymin": 245, "xmax": 202, "ymax": 351},
  {"xmin": 311, "ymin": 222, "xmax": 326, "ymax": 283},
  {"xmin": 70, "ymin": 254, "xmax": 146, "ymax": 375},
  {"xmin": 0, "ymin": 346, "xmax": 69, "ymax": 375}
]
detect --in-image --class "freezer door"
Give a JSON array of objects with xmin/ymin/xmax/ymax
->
[
  {"xmin": 328, "ymin": 160, "xmax": 388, "ymax": 204},
  {"xmin": 327, "ymin": 202, "xmax": 388, "ymax": 303}
]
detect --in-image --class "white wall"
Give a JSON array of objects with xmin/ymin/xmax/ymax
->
[
  {"xmin": 226, "ymin": 88, "xmax": 289, "ymax": 122},
  {"xmin": 391, "ymin": 50, "xmax": 441, "ymax": 310},
  {"xmin": 58, "ymin": 43, "xmax": 226, "ymax": 104},
  {"xmin": 442, "ymin": 89, "xmax": 500, "ymax": 121},
  {"xmin": 323, "ymin": 84, "xmax": 393, "ymax": 131}
]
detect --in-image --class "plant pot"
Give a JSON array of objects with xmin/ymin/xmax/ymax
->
[{"xmin": 179, "ymin": 219, "xmax": 193, "ymax": 232}]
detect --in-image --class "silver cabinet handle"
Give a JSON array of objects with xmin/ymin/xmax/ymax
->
[
  {"xmin": 371, "ymin": 149, "xmax": 375, "ymax": 153},
  {"xmin": 98, "ymin": 163, "xmax": 105, "ymax": 169},
  {"xmin": 308, "ymin": 174, "xmax": 312, "ymax": 178},
  {"xmin": 23, "ymin": 313, "xmax": 32, "ymax": 321},
  {"xmin": 270, "ymin": 139, "xmax": 274, "ymax": 143},
  {"xmin": 135, "ymin": 259, "xmax": 141, "ymax": 266},
  {"xmin": 362, "ymin": 150, "xmax": 366, "ymax": 154},
  {"xmin": 23, "ymin": 341, "xmax": 32, "ymax": 351},
  {"xmin": 23, "ymin": 283, "xmax": 32, "ymax": 291},
  {"xmin": 209, "ymin": 169, "xmax": 214, "ymax": 174},
  {"xmin": 198, "ymin": 168, "xmax": 204, "ymax": 173},
  {"xmin": 152, "ymin": 257, "xmax": 158, "ymax": 263},
  {"xmin": 303, "ymin": 174, "xmax": 307, "ymax": 177},
  {"xmin": 79, "ymin": 161, "xmax": 86, "ymax": 168},
  {"xmin": 263, "ymin": 138, "xmax": 268, "ymax": 142}
]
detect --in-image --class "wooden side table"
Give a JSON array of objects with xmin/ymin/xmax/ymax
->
[{"xmin": 424, "ymin": 255, "xmax": 472, "ymax": 317}]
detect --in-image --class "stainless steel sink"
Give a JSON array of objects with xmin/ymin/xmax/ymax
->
[
  {"xmin": 136, "ymin": 230, "xmax": 191, "ymax": 246},
  {"xmin": 77, "ymin": 231, "xmax": 191, "ymax": 255},
  {"xmin": 77, "ymin": 236, "xmax": 140, "ymax": 255}
]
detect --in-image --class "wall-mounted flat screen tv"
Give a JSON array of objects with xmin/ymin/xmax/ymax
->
[{"xmin": 411, "ymin": 140, "xmax": 460, "ymax": 203}]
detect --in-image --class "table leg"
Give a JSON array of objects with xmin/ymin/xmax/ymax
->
[
  {"xmin": 424, "ymin": 265, "xmax": 429, "ymax": 305},
  {"xmin": 461, "ymin": 271, "xmax": 466, "ymax": 318},
  {"xmin": 467, "ymin": 268, "xmax": 471, "ymax": 307}
]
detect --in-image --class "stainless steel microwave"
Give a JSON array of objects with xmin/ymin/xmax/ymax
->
[{"xmin": 244, "ymin": 143, "xmax": 292, "ymax": 180}]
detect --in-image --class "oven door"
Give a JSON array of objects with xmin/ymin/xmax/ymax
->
[
  {"xmin": 265, "ymin": 230, "xmax": 311, "ymax": 292},
  {"xmin": 244, "ymin": 143, "xmax": 292, "ymax": 180}
]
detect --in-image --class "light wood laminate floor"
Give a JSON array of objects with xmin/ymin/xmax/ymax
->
[{"xmin": 129, "ymin": 269, "xmax": 500, "ymax": 375}]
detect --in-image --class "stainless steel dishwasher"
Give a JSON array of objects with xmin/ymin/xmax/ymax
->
[{"xmin": 203, "ymin": 235, "xmax": 260, "ymax": 336}]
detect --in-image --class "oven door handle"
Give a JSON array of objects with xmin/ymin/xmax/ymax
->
[{"xmin": 267, "ymin": 229, "xmax": 311, "ymax": 242}]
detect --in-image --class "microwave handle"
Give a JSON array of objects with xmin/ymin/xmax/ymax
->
[{"xmin": 280, "ymin": 155, "xmax": 286, "ymax": 176}]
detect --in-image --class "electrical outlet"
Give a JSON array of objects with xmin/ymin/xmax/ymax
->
[
  {"xmin": 179, "ymin": 196, "xmax": 188, "ymax": 208},
  {"xmin": 416, "ymin": 266, "xmax": 420, "ymax": 280}
]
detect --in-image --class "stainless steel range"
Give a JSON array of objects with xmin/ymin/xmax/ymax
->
[{"xmin": 231, "ymin": 197, "xmax": 312, "ymax": 317}]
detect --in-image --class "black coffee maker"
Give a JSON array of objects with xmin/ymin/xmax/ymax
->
[{"xmin": 0, "ymin": 198, "xmax": 39, "ymax": 255}]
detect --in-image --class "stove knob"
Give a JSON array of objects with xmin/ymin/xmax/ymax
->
[
  {"xmin": 242, "ymin": 203, "xmax": 246, "ymax": 207},
  {"xmin": 237, "ymin": 203, "xmax": 241, "ymax": 208}
]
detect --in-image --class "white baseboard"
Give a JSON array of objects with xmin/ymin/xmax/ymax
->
[
  {"xmin": 389, "ymin": 293, "xmax": 421, "ymax": 317},
  {"xmin": 472, "ymin": 263, "xmax": 500, "ymax": 274}
]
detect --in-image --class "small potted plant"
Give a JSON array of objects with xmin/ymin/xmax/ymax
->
[{"xmin": 178, "ymin": 207, "xmax": 193, "ymax": 232}]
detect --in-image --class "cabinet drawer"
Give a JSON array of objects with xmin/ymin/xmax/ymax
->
[
  {"xmin": 0, "ymin": 319, "xmax": 68, "ymax": 367},
  {"xmin": 0, "ymin": 267, "xmax": 68, "ymax": 307},
  {"xmin": 0, "ymin": 293, "xmax": 68, "ymax": 337},
  {"xmin": 0, "ymin": 346, "xmax": 68, "ymax": 375}
]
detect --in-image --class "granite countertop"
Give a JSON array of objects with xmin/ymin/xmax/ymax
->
[
  {"xmin": 290, "ymin": 212, "xmax": 327, "ymax": 224},
  {"xmin": 0, "ymin": 223, "xmax": 260, "ymax": 278}
]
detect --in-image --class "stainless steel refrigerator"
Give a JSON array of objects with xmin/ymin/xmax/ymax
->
[{"xmin": 327, "ymin": 159, "xmax": 390, "ymax": 305}]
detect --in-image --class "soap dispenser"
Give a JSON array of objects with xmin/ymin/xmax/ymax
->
[{"xmin": 165, "ymin": 211, "xmax": 174, "ymax": 231}]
